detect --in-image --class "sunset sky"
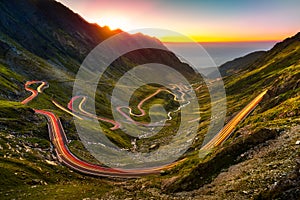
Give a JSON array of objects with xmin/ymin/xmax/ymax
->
[{"xmin": 57, "ymin": 0, "xmax": 300, "ymax": 42}]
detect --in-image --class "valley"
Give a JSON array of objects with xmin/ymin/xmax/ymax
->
[{"xmin": 0, "ymin": 0, "xmax": 299, "ymax": 199}]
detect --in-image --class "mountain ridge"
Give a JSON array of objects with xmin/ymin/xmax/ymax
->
[
  {"xmin": 0, "ymin": 0, "xmax": 299, "ymax": 199},
  {"xmin": 165, "ymin": 32, "xmax": 300, "ymax": 195},
  {"xmin": 0, "ymin": 0, "xmax": 197, "ymax": 79},
  {"xmin": 208, "ymin": 50, "xmax": 266, "ymax": 78}
]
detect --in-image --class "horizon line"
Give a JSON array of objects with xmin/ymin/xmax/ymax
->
[{"xmin": 162, "ymin": 40, "xmax": 280, "ymax": 44}]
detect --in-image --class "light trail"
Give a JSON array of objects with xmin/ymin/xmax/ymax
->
[{"xmin": 201, "ymin": 90, "xmax": 268, "ymax": 150}]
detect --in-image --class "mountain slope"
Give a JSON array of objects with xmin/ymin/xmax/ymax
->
[
  {"xmin": 165, "ymin": 32, "xmax": 300, "ymax": 198},
  {"xmin": 208, "ymin": 50, "xmax": 266, "ymax": 78},
  {"xmin": 0, "ymin": 0, "xmax": 299, "ymax": 199},
  {"xmin": 0, "ymin": 0, "xmax": 119, "ymax": 71},
  {"xmin": 0, "ymin": 0, "xmax": 197, "ymax": 82},
  {"xmin": 0, "ymin": 0, "xmax": 199, "ymax": 126},
  {"xmin": 0, "ymin": 0, "xmax": 202, "ymax": 198}
]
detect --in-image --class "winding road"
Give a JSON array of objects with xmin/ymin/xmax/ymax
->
[
  {"xmin": 21, "ymin": 81, "xmax": 184, "ymax": 177},
  {"xmin": 34, "ymin": 109, "xmax": 173, "ymax": 177},
  {"xmin": 68, "ymin": 96, "xmax": 121, "ymax": 130},
  {"xmin": 201, "ymin": 90, "xmax": 268, "ymax": 150},
  {"xmin": 21, "ymin": 81, "xmax": 48, "ymax": 104},
  {"xmin": 66, "ymin": 88, "xmax": 181, "ymax": 129},
  {"xmin": 21, "ymin": 81, "xmax": 268, "ymax": 177}
]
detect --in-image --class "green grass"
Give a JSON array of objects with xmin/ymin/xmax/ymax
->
[
  {"xmin": 160, "ymin": 37, "xmax": 300, "ymax": 192},
  {"xmin": 0, "ymin": 19, "xmax": 300, "ymax": 198}
]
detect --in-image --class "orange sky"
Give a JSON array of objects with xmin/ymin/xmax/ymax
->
[{"xmin": 56, "ymin": 0, "xmax": 300, "ymax": 42}]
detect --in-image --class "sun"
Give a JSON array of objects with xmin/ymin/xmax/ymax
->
[{"xmin": 97, "ymin": 16, "xmax": 129, "ymax": 31}]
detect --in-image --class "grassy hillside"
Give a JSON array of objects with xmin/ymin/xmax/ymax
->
[
  {"xmin": 0, "ymin": 0, "xmax": 201, "ymax": 199},
  {"xmin": 0, "ymin": 32, "xmax": 297, "ymax": 199},
  {"xmin": 0, "ymin": 0, "xmax": 299, "ymax": 199},
  {"xmin": 163, "ymin": 32, "xmax": 300, "ymax": 197},
  {"xmin": 208, "ymin": 50, "xmax": 266, "ymax": 78}
]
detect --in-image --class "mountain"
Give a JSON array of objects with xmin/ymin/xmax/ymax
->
[
  {"xmin": 0, "ymin": 0, "xmax": 197, "ymax": 83},
  {"xmin": 165, "ymin": 32, "xmax": 300, "ymax": 198},
  {"xmin": 0, "ymin": 0, "xmax": 199, "ymax": 119},
  {"xmin": 0, "ymin": 0, "xmax": 119, "ymax": 71},
  {"xmin": 208, "ymin": 50, "xmax": 266, "ymax": 78},
  {"xmin": 0, "ymin": 0, "xmax": 203, "ymax": 198},
  {"xmin": 0, "ymin": 0, "xmax": 299, "ymax": 199}
]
